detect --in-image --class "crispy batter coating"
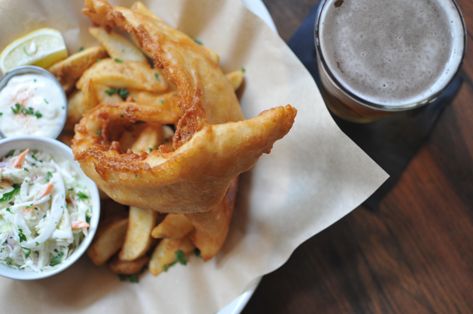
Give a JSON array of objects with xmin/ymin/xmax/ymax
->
[
  {"xmin": 73, "ymin": 102, "xmax": 296, "ymax": 213},
  {"xmin": 83, "ymin": 0, "xmax": 243, "ymax": 146},
  {"xmin": 73, "ymin": 0, "xmax": 297, "ymax": 214}
]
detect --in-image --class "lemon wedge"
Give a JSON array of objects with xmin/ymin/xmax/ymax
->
[{"xmin": 0, "ymin": 28, "xmax": 68, "ymax": 73}]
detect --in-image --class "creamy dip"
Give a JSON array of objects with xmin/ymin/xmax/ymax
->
[{"xmin": 0, "ymin": 74, "xmax": 66, "ymax": 138}]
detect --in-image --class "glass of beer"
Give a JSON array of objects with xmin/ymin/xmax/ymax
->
[{"xmin": 314, "ymin": 0, "xmax": 466, "ymax": 123}]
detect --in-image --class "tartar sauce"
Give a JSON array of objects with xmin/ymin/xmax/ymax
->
[
  {"xmin": 0, "ymin": 74, "xmax": 66, "ymax": 138},
  {"xmin": 0, "ymin": 149, "xmax": 92, "ymax": 271}
]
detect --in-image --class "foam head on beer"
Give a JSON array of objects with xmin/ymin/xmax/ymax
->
[{"xmin": 318, "ymin": 0, "xmax": 464, "ymax": 109}]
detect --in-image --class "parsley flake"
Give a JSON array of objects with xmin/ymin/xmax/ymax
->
[
  {"xmin": 18, "ymin": 228, "xmax": 27, "ymax": 242},
  {"xmin": 117, "ymin": 88, "xmax": 129, "ymax": 100},
  {"xmin": 45, "ymin": 171, "xmax": 53, "ymax": 182},
  {"xmin": 114, "ymin": 58, "xmax": 124, "ymax": 63},
  {"xmin": 10, "ymin": 103, "xmax": 43, "ymax": 119},
  {"xmin": 118, "ymin": 274, "xmax": 139, "ymax": 283},
  {"xmin": 0, "ymin": 184, "xmax": 20, "ymax": 202},
  {"xmin": 4, "ymin": 150, "xmax": 15, "ymax": 158},
  {"xmin": 22, "ymin": 247, "xmax": 31, "ymax": 258},
  {"xmin": 49, "ymin": 251, "xmax": 64, "ymax": 266},
  {"xmin": 154, "ymin": 73, "xmax": 160, "ymax": 80},
  {"xmin": 163, "ymin": 261, "xmax": 176, "ymax": 272},
  {"xmin": 105, "ymin": 87, "xmax": 129, "ymax": 100},
  {"xmin": 77, "ymin": 191, "xmax": 89, "ymax": 200},
  {"xmin": 175, "ymin": 250, "xmax": 187, "ymax": 265}
]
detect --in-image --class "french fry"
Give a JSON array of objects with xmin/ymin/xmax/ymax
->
[
  {"xmin": 87, "ymin": 217, "xmax": 128, "ymax": 265},
  {"xmin": 119, "ymin": 126, "xmax": 161, "ymax": 261},
  {"xmin": 128, "ymin": 125, "xmax": 164, "ymax": 153},
  {"xmin": 49, "ymin": 46, "xmax": 107, "ymax": 93},
  {"xmin": 226, "ymin": 69, "xmax": 245, "ymax": 91},
  {"xmin": 149, "ymin": 238, "xmax": 194, "ymax": 276},
  {"xmin": 109, "ymin": 255, "xmax": 149, "ymax": 275},
  {"xmin": 65, "ymin": 90, "xmax": 85, "ymax": 130},
  {"xmin": 128, "ymin": 91, "xmax": 182, "ymax": 124},
  {"xmin": 151, "ymin": 214, "xmax": 194, "ymax": 239},
  {"xmin": 119, "ymin": 206, "xmax": 158, "ymax": 261},
  {"xmin": 77, "ymin": 59, "xmax": 167, "ymax": 93},
  {"xmin": 89, "ymin": 27, "xmax": 147, "ymax": 62},
  {"xmin": 186, "ymin": 178, "xmax": 238, "ymax": 260}
]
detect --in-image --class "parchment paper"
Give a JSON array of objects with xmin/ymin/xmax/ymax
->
[{"xmin": 0, "ymin": 0, "xmax": 388, "ymax": 313}]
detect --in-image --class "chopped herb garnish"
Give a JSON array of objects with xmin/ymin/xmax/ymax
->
[
  {"xmin": 175, "ymin": 250, "xmax": 187, "ymax": 265},
  {"xmin": 118, "ymin": 274, "xmax": 139, "ymax": 283},
  {"xmin": 5, "ymin": 257, "xmax": 13, "ymax": 265},
  {"xmin": 4, "ymin": 150, "xmax": 15, "ymax": 158},
  {"xmin": 96, "ymin": 129, "xmax": 102, "ymax": 137},
  {"xmin": 35, "ymin": 242, "xmax": 39, "ymax": 246},
  {"xmin": 43, "ymin": 98, "xmax": 49, "ymax": 104},
  {"xmin": 105, "ymin": 87, "xmax": 129, "ymax": 100},
  {"xmin": 117, "ymin": 88, "xmax": 129, "ymax": 100},
  {"xmin": 77, "ymin": 191, "xmax": 89, "ymax": 200},
  {"xmin": 163, "ymin": 261, "xmax": 176, "ymax": 272},
  {"xmin": 160, "ymin": 99, "xmax": 165, "ymax": 105},
  {"xmin": 5, "ymin": 207, "xmax": 11, "ymax": 213},
  {"xmin": 105, "ymin": 87, "xmax": 117, "ymax": 96},
  {"xmin": 18, "ymin": 228, "xmax": 27, "ymax": 242},
  {"xmin": 154, "ymin": 73, "xmax": 160, "ymax": 80},
  {"xmin": 194, "ymin": 38, "xmax": 203, "ymax": 45},
  {"xmin": 11, "ymin": 103, "xmax": 21, "ymax": 114},
  {"xmin": 31, "ymin": 153, "xmax": 38, "ymax": 161},
  {"xmin": 148, "ymin": 147, "xmax": 153, "ymax": 153},
  {"xmin": 49, "ymin": 251, "xmax": 64, "ymax": 266},
  {"xmin": 11, "ymin": 103, "xmax": 42, "ymax": 119},
  {"xmin": 0, "ymin": 184, "xmax": 20, "ymax": 202},
  {"xmin": 45, "ymin": 171, "xmax": 53, "ymax": 182},
  {"xmin": 0, "ymin": 112, "xmax": 2, "ymax": 117},
  {"xmin": 241, "ymin": 67, "xmax": 246, "ymax": 73},
  {"xmin": 22, "ymin": 247, "xmax": 31, "ymax": 258},
  {"xmin": 114, "ymin": 58, "xmax": 124, "ymax": 63},
  {"xmin": 85, "ymin": 210, "xmax": 92, "ymax": 224},
  {"xmin": 78, "ymin": 46, "xmax": 85, "ymax": 52}
]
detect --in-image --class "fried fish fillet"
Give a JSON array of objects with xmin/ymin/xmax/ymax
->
[
  {"xmin": 82, "ymin": 0, "xmax": 244, "ymax": 146},
  {"xmin": 73, "ymin": 102, "xmax": 296, "ymax": 213},
  {"xmin": 73, "ymin": 0, "xmax": 297, "ymax": 214}
]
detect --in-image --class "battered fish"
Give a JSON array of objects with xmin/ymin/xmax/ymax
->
[{"xmin": 72, "ymin": 0, "xmax": 297, "ymax": 214}]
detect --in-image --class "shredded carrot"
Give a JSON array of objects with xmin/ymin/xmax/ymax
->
[
  {"xmin": 13, "ymin": 149, "xmax": 29, "ymax": 168},
  {"xmin": 39, "ymin": 183, "xmax": 54, "ymax": 198},
  {"xmin": 71, "ymin": 221, "xmax": 89, "ymax": 230}
]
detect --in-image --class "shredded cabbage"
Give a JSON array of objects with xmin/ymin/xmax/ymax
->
[{"xmin": 0, "ymin": 149, "xmax": 92, "ymax": 271}]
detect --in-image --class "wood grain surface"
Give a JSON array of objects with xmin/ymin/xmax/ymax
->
[{"xmin": 243, "ymin": 0, "xmax": 473, "ymax": 313}]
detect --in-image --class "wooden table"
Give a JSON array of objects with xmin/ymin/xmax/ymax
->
[{"xmin": 243, "ymin": 1, "xmax": 473, "ymax": 313}]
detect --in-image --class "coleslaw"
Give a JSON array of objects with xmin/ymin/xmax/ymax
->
[{"xmin": 0, "ymin": 148, "xmax": 92, "ymax": 271}]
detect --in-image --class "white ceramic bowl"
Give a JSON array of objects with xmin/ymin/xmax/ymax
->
[
  {"xmin": 0, "ymin": 136, "xmax": 100, "ymax": 280},
  {"xmin": 0, "ymin": 66, "xmax": 68, "ymax": 139}
]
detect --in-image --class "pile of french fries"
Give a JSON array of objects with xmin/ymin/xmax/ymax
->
[{"xmin": 48, "ymin": 26, "xmax": 244, "ymax": 277}]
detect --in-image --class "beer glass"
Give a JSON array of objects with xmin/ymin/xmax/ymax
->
[{"xmin": 314, "ymin": 0, "xmax": 466, "ymax": 123}]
